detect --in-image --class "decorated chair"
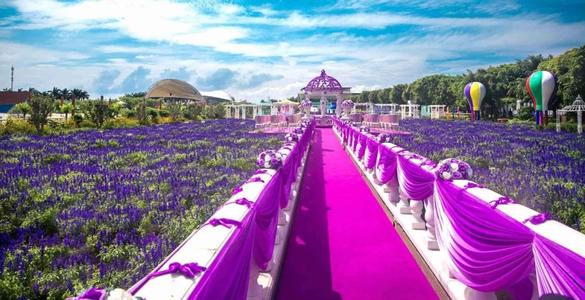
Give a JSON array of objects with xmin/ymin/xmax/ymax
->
[
  {"xmin": 287, "ymin": 113, "xmax": 302, "ymax": 128},
  {"xmin": 254, "ymin": 115, "xmax": 271, "ymax": 129},
  {"xmin": 271, "ymin": 114, "xmax": 287, "ymax": 127}
]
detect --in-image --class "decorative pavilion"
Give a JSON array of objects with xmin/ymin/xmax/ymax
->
[
  {"xmin": 400, "ymin": 101, "xmax": 420, "ymax": 119},
  {"xmin": 557, "ymin": 94, "xmax": 585, "ymax": 134},
  {"xmin": 298, "ymin": 70, "xmax": 351, "ymax": 117}
]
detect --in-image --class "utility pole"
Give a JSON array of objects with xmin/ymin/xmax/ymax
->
[{"xmin": 10, "ymin": 65, "xmax": 14, "ymax": 91}]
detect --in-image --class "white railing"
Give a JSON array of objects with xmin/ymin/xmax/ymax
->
[
  {"xmin": 129, "ymin": 122, "xmax": 314, "ymax": 299},
  {"xmin": 333, "ymin": 119, "xmax": 585, "ymax": 300}
]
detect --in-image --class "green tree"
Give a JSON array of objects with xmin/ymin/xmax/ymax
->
[
  {"xmin": 183, "ymin": 103, "xmax": 203, "ymax": 120},
  {"xmin": 10, "ymin": 102, "xmax": 31, "ymax": 119},
  {"xmin": 214, "ymin": 104, "xmax": 226, "ymax": 119},
  {"xmin": 81, "ymin": 99, "xmax": 113, "ymax": 128},
  {"xmin": 538, "ymin": 45, "xmax": 585, "ymax": 109},
  {"xmin": 29, "ymin": 94, "xmax": 55, "ymax": 134},
  {"xmin": 60, "ymin": 102, "xmax": 73, "ymax": 121},
  {"xmin": 389, "ymin": 84, "xmax": 406, "ymax": 104}
]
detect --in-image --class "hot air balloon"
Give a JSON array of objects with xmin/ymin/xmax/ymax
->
[
  {"xmin": 526, "ymin": 71, "xmax": 557, "ymax": 126},
  {"xmin": 464, "ymin": 82, "xmax": 486, "ymax": 121}
]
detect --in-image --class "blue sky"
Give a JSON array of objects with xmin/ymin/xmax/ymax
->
[{"xmin": 0, "ymin": 0, "xmax": 584, "ymax": 101}]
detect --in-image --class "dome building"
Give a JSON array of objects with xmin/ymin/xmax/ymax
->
[
  {"xmin": 201, "ymin": 90, "xmax": 235, "ymax": 105},
  {"xmin": 145, "ymin": 79, "xmax": 204, "ymax": 103}
]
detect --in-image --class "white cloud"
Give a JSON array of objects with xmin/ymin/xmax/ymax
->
[
  {"xmin": 2, "ymin": 0, "xmax": 585, "ymax": 101},
  {"xmin": 0, "ymin": 41, "xmax": 88, "ymax": 64}
]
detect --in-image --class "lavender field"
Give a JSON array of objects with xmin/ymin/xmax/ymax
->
[
  {"xmin": 396, "ymin": 119, "xmax": 585, "ymax": 233},
  {"xmin": 0, "ymin": 119, "xmax": 282, "ymax": 299}
]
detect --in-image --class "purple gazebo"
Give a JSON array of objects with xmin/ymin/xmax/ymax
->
[{"xmin": 300, "ymin": 69, "xmax": 351, "ymax": 117}]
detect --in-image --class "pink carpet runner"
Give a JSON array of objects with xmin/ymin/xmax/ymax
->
[{"xmin": 276, "ymin": 128, "xmax": 438, "ymax": 300}]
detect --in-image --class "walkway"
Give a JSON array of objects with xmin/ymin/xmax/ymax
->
[{"xmin": 276, "ymin": 128, "xmax": 438, "ymax": 300}]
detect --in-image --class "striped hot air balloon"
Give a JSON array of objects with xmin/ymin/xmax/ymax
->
[
  {"xmin": 464, "ymin": 82, "xmax": 486, "ymax": 121},
  {"xmin": 526, "ymin": 71, "xmax": 557, "ymax": 126}
]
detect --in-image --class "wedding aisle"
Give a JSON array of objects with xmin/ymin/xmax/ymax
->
[{"xmin": 275, "ymin": 128, "xmax": 438, "ymax": 300}]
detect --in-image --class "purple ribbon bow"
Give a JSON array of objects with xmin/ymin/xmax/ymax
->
[
  {"xmin": 76, "ymin": 287, "xmax": 107, "ymax": 300},
  {"xmin": 207, "ymin": 218, "xmax": 241, "ymax": 228},
  {"xmin": 232, "ymin": 186, "xmax": 243, "ymax": 195},
  {"xmin": 233, "ymin": 197, "xmax": 254, "ymax": 208},
  {"xmin": 464, "ymin": 182, "xmax": 484, "ymax": 190},
  {"xmin": 246, "ymin": 177, "xmax": 265, "ymax": 184},
  {"xmin": 523, "ymin": 212, "xmax": 551, "ymax": 225},
  {"xmin": 490, "ymin": 196, "xmax": 515, "ymax": 208},
  {"xmin": 151, "ymin": 262, "xmax": 207, "ymax": 279}
]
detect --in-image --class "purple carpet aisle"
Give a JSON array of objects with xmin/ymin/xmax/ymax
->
[{"xmin": 276, "ymin": 128, "xmax": 438, "ymax": 300}]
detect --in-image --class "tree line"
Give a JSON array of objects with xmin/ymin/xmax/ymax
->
[
  {"xmin": 5, "ymin": 90, "xmax": 225, "ymax": 135},
  {"xmin": 349, "ymin": 45, "xmax": 585, "ymax": 120}
]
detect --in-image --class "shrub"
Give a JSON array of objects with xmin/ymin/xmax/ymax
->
[
  {"xmin": 517, "ymin": 106, "xmax": 534, "ymax": 121},
  {"xmin": 0, "ymin": 119, "xmax": 36, "ymax": 135},
  {"xmin": 81, "ymin": 100, "xmax": 114, "ymax": 128},
  {"xmin": 103, "ymin": 117, "xmax": 140, "ymax": 129},
  {"xmin": 159, "ymin": 109, "xmax": 170, "ymax": 117},
  {"xmin": 120, "ymin": 108, "xmax": 136, "ymax": 118},
  {"xmin": 545, "ymin": 121, "xmax": 579, "ymax": 133},
  {"xmin": 183, "ymin": 103, "xmax": 203, "ymax": 120},
  {"xmin": 73, "ymin": 114, "xmax": 84, "ymax": 127}
]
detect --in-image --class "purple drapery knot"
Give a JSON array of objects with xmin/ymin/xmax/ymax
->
[
  {"xmin": 207, "ymin": 218, "xmax": 241, "ymax": 228},
  {"xmin": 234, "ymin": 197, "xmax": 254, "ymax": 208},
  {"xmin": 409, "ymin": 153, "xmax": 421, "ymax": 160},
  {"xmin": 255, "ymin": 169, "xmax": 268, "ymax": 174},
  {"xmin": 151, "ymin": 262, "xmax": 207, "ymax": 279},
  {"xmin": 246, "ymin": 177, "xmax": 265, "ymax": 184},
  {"xmin": 232, "ymin": 186, "xmax": 243, "ymax": 195},
  {"xmin": 464, "ymin": 182, "xmax": 484, "ymax": 189},
  {"xmin": 490, "ymin": 196, "xmax": 515, "ymax": 208},
  {"xmin": 420, "ymin": 159, "xmax": 435, "ymax": 167},
  {"xmin": 75, "ymin": 287, "xmax": 107, "ymax": 300},
  {"xmin": 523, "ymin": 212, "xmax": 551, "ymax": 225}
]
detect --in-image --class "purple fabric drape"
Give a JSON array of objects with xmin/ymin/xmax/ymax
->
[
  {"xmin": 364, "ymin": 136, "xmax": 379, "ymax": 169},
  {"xmin": 375, "ymin": 144, "xmax": 400, "ymax": 185},
  {"xmin": 433, "ymin": 180, "xmax": 585, "ymax": 299},
  {"xmin": 533, "ymin": 235, "xmax": 585, "ymax": 299},
  {"xmin": 397, "ymin": 153, "xmax": 435, "ymax": 200},
  {"xmin": 352, "ymin": 129, "xmax": 359, "ymax": 152},
  {"xmin": 336, "ymin": 118, "xmax": 585, "ymax": 299},
  {"xmin": 188, "ymin": 211, "xmax": 255, "ymax": 300},
  {"xmin": 433, "ymin": 180, "xmax": 534, "ymax": 292},
  {"xmin": 253, "ymin": 170, "xmax": 284, "ymax": 270},
  {"xmin": 357, "ymin": 133, "xmax": 367, "ymax": 160}
]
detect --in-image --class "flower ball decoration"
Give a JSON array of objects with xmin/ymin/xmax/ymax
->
[
  {"xmin": 293, "ymin": 127, "xmax": 304, "ymax": 134},
  {"xmin": 341, "ymin": 99, "xmax": 354, "ymax": 109},
  {"xmin": 435, "ymin": 158, "xmax": 473, "ymax": 181},
  {"xmin": 257, "ymin": 150, "xmax": 283, "ymax": 169},
  {"xmin": 285, "ymin": 133, "xmax": 299, "ymax": 143},
  {"xmin": 300, "ymin": 99, "xmax": 312, "ymax": 109},
  {"xmin": 377, "ymin": 133, "xmax": 392, "ymax": 143}
]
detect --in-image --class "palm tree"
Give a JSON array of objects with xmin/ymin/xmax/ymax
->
[
  {"xmin": 72, "ymin": 88, "xmax": 89, "ymax": 100},
  {"xmin": 60, "ymin": 102, "xmax": 73, "ymax": 121},
  {"xmin": 50, "ymin": 87, "xmax": 62, "ymax": 105}
]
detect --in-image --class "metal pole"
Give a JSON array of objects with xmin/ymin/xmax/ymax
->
[
  {"xmin": 10, "ymin": 65, "xmax": 14, "ymax": 91},
  {"xmin": 556, "ymin": 110, "xmax": 561, "ymax": 133}
]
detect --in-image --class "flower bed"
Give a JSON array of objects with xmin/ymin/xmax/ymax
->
[
  {"xmin": 0, "ymin": 119, "xmax": 283, "ymax": 299},
  {"xmin": 395, "ymin": 119, "xmax": 585, "ymax": 232}
]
